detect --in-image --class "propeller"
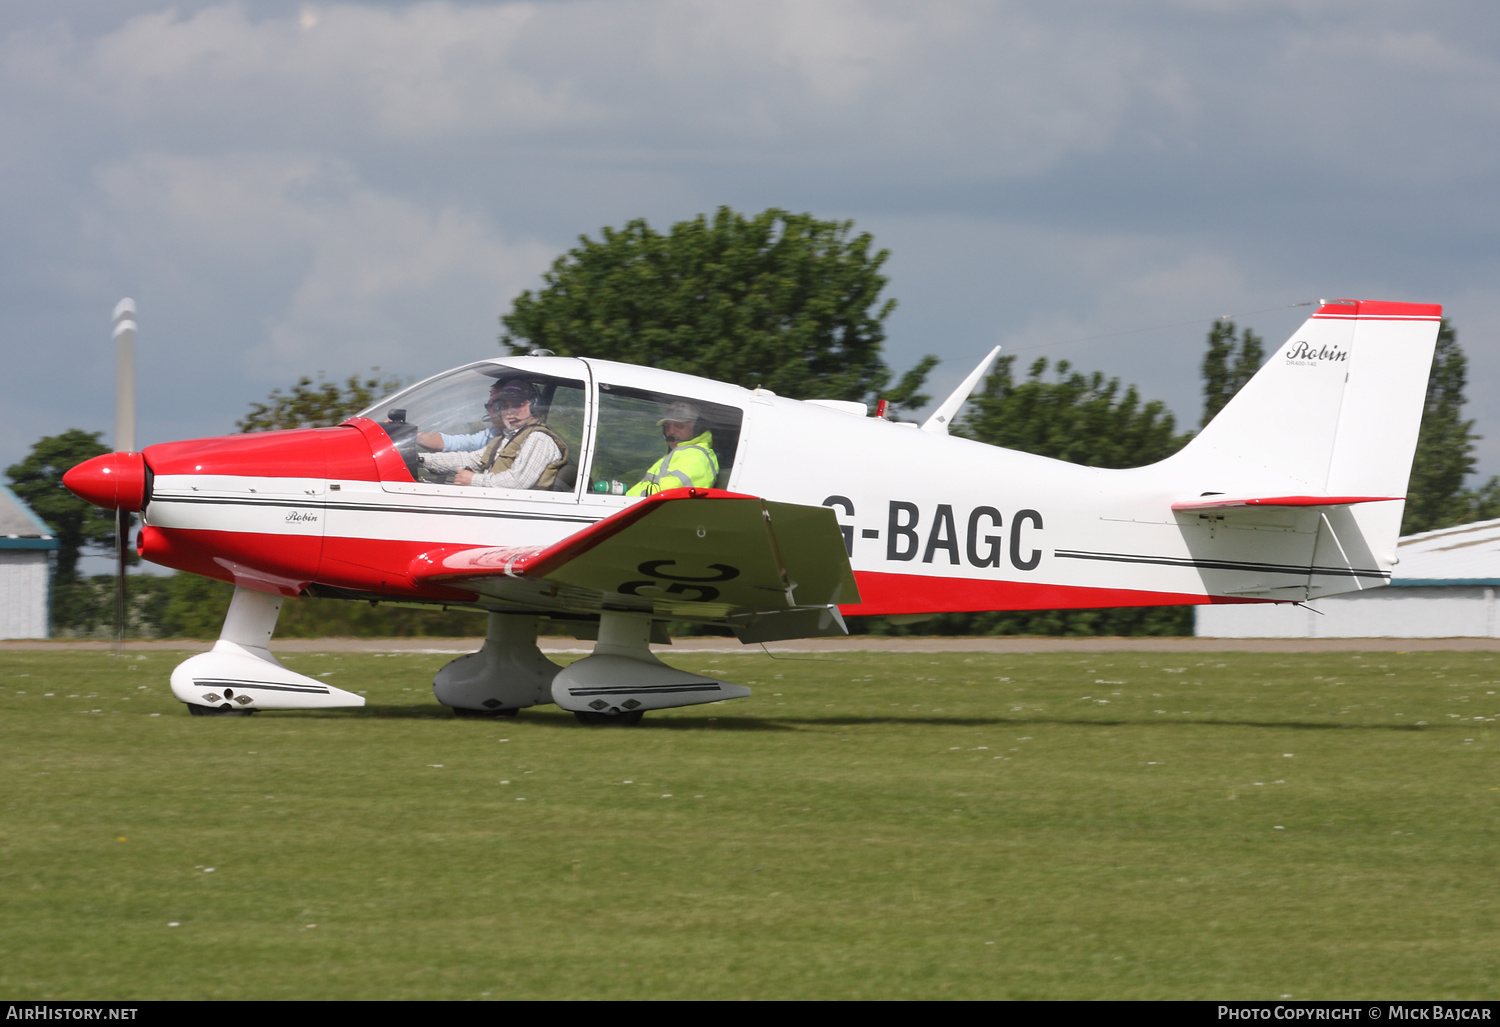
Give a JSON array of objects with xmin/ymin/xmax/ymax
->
[{"xmin": 112, "ymin": 298, "xmax": 136, "ymax": 651}]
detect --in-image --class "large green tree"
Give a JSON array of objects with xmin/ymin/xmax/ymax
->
[
  {"xmin": 500, "ymin": 206, "xmax": 935, "ymax": 410},
  {"xmin": 238, "ymin": 370, "xmax": 404, "ymax": 432},
  {"xmin": 5, "ymin": 429, "xmax": 117, "ymax": 582},
  {"xmin": 1200, "ymin": 319, "xmax": 1264, "ymax": 426}
]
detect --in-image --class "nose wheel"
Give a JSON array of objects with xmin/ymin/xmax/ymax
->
[{"xmin": 574, "ymin": 709, "xmax": 644, "ymax": 726}]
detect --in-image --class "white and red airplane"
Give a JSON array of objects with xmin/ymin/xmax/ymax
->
[{"xmin": 63, "ymin": 299, "xmax": 1440, "ymax": 723}]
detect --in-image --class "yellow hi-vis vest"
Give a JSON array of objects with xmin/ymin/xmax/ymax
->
[{"xmin": 627, "ymin": 430, "xmax": 719, "ymax": 496}]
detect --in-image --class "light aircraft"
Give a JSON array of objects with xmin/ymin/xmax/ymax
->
[{"xmin": 63, "ymin": 299, "xmax": 1441, "ymax": 723}]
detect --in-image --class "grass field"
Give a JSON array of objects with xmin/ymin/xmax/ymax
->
[{"xmin": 0, "ymin": 646, "xmax": 1496, "ymax": 1000}]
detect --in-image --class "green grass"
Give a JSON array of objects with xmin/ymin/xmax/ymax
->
[{"xmin": 0, "ymin": 648, "xmax": 1496, "ymax": 999}]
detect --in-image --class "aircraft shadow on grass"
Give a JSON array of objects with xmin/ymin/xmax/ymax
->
[
  {"xmin": 722, "ymin": 715, "xmax": 1436, "ymax": 733},
  {"xmin": 276, "ymin": 705, "xmax": 1436, "ymax": 733},
  {"xmin": 339, "ymin": 705, "xmax": 796, "ymax": 730}
]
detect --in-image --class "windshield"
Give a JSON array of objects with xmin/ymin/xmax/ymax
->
[{"xmin": 358, "ymin": 366, "xmax": 491, "ymax": 435}]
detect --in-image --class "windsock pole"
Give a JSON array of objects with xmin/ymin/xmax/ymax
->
[{"xmin": 112, "ymin": 299, "xmax": 136, "ymax": 651}]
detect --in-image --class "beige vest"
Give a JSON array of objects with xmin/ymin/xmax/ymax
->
[{"xmin": 480, "ymin": 422, "xmax": 569, "ymax": 489}]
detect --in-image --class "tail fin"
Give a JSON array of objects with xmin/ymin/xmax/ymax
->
[
  {"xmin": 1166, "ymin": 300, "xmax": 1441, "ymax": 600},
  {"xmin": 1175, "ymin": 300, "xmax": 1441, "ymax": 498}
]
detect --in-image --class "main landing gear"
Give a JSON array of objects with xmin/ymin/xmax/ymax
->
[
  {"xmin": 573, "ymin": 709, "xmax": 645, "ymax": 726},
  {"xmin": 432, "ymin": 613, "xmax": 561, "ymax": 718},
  {"xmin": 433, "ymin": 611, "xmax": 747, "ymax": 726},
  {"xmin": 549, "ymin": 611, "xmax": 749, "ymax": 725},
  {"xmin": 187, "ymin": 703, "xmax": 257, "ymax": 717}
]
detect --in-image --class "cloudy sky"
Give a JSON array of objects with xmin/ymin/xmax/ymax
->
[{"xmin": 4, "ymin": 0, "xmax": 1499, "ymax": 480}]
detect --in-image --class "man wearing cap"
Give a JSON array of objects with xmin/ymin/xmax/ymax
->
[
  {"xmin": 419, "ymin": 380, "xmax": 569, "ymax": 490},
  {"xmin": 627, "ymin": 401, "xmax": 720, "ymax": 496}
]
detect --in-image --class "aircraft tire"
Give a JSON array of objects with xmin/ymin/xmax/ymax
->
[
  {"xmin": 186, "ymin": 703, "xmax": 256, "ymax": 717},
  {"xmin": 451, "ymin": 706, "xmax": 520, "ymax": 719},
  {"xmin": 574, "ymin": 710, "xmax": 644, "ymax": 726}
]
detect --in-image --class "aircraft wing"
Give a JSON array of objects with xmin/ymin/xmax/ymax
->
[{"xmin": 409, "ymin": 487, "xmax": 860, "ymax": 642}]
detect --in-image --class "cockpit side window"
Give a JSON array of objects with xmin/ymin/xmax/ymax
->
[{"xmin": 589, "ymin": 384, "xmax": 743, "ymax": 496}]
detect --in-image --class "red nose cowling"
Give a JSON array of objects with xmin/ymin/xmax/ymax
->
[{"xmin": 63, "ymin": 452, "xmax": 148, "ymax": 511}]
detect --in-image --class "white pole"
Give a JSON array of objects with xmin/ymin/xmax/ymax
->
[
  {"xmin": 111, "ymin": 298, "xmax": 137, "ymax": 654},
  {"xmin": 112, "ymin": 299, "xmax": 136, "ymax": 453}
]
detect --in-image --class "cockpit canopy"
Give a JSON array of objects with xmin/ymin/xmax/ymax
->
[{"xmin": 356, "ymin": 360, "xmax": 744, "ymax": 496}]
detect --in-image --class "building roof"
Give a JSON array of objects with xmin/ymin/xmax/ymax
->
[
  {"xmin": 0, "ymin": 484, "xmax": 59, "ymax": 550},
  {"xmin": 1392, "ymin": 518, "xmax": 1500, "ymax": 586}
]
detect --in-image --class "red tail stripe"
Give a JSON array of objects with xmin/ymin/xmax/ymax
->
[{"xmin": 1312, "ymin": 299, "xmax": 1442, "ymax": 320}]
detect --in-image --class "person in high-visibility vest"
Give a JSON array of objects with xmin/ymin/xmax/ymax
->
[{"xmin": 627, "ymin": 401, "xmax": 719, "ymax": 496}]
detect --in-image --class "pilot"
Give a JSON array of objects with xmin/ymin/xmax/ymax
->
[
  {"xmin": 420, "ymin": 381, "xmax": 569, "ymax": 489},
  {"xmin": 627, "ymin": 401, "xmax": 719, "ymax": 496}
]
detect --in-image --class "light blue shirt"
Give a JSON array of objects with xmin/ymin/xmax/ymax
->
[{"xmin": 439, "ymin": 429, "xmax": 494, "ymax": 452}]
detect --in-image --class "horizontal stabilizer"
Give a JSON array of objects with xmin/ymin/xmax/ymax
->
[{"xmin": 1172, "ymin": 494, "xmax": 1400, "ymax": 512}]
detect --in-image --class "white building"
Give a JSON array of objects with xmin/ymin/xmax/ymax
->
[
  {"xmin": 0, "ymin": 485, "xmax": 58, "ymax": 639},
  {"xmin": 1196, "ymin": 518, "xmax": 1500, "ymax": 638}
]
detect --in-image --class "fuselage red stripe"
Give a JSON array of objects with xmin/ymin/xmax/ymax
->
[{"xmin": 841, "ymin": 570, "xmax": 1265, "ymax": 616}]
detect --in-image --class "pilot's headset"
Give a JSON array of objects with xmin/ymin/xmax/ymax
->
[{"xmin": 489, "ymin": 379, "xmax": 543, "ymax": 420}]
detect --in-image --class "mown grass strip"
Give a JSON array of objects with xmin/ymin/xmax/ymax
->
[{"xmin": 0, "ymin": 649, "xmax": 1495, "ymax": 999}]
